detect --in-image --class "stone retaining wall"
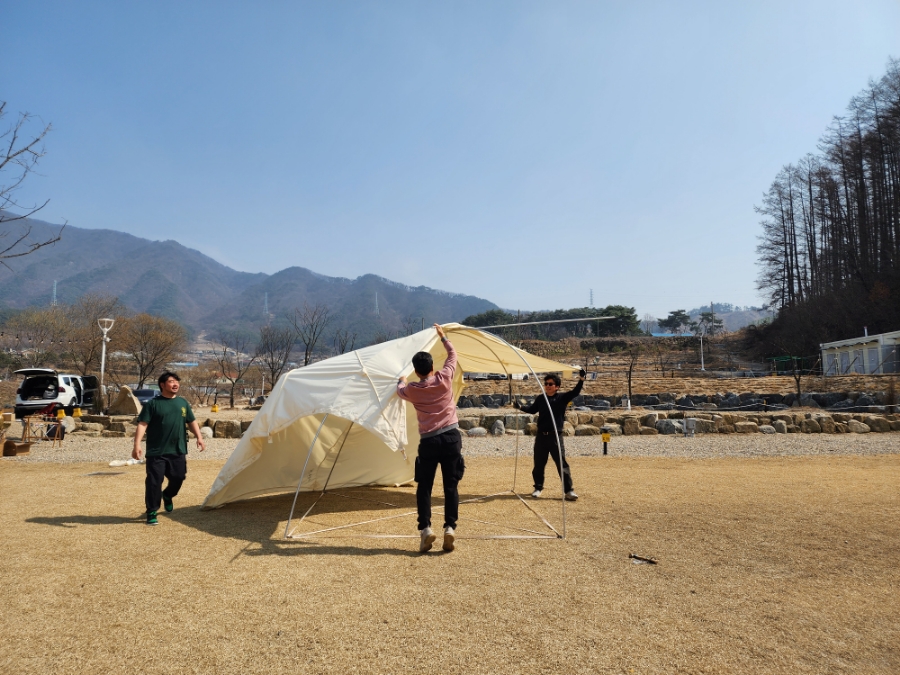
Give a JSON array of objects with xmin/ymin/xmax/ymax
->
[{"xmin": 457, "ymin": 408, "xmax": 900, "ymax": 437}]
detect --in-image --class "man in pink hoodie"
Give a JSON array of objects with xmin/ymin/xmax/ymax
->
[{"xmin": 397, "ymin": 324, "xmax": 463, "ymax": 553}]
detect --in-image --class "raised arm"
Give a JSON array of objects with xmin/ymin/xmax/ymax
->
[{"xmin": 558, "ymin": 370, "xmax": 586, "ymax": 405}]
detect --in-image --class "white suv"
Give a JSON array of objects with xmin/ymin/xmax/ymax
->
[{"xmin": 14, "ymin": 369, "xmax": 100, "ymax": 418}]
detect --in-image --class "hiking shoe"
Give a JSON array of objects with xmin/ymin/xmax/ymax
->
[
  {"xmin": 531, "ymin": 489, "xmax": 542, "ymax": 498},
  {"xmin": 565, "ymin": 491, "xmax": 579, "ymax": 502},
  {"xmin": 443, "ymin": 527, "xmax": 456, "ymax": 552},
  {"xmin": 419, "ymin": 527, "xmax": 436, "ymax": 553},
  {"xmin": 163, "ymin": 494, "xmax": 174, "ymax": 513},
  {"xmin": 146, "ymin": 511, "xmax": 158, "ymax": 526}
]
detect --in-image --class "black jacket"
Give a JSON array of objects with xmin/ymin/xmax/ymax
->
[{"xmin": 519, "ymin": 379, "xmax": 584, "ymax": 433}]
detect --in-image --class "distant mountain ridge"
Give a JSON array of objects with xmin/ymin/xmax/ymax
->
[{"xmin": 0, "ymin": 216, "xmax": 498, "ymax": 344}]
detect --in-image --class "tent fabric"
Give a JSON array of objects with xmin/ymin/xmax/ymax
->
[{"xmin": 202, "ymin": 323, "xmax": 576, "ymax": 509}]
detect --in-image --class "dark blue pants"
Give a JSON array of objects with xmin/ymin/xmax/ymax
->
[
  {"xmin": 145, "ymin": 454, "xmax": 187, "ymax": 513},
  {"xmin": 415, "ymin": 429, "xmax": 464, "ymax": 531}
]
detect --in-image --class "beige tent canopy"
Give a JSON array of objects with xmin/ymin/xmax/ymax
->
[{"xmin": 202, "ymin": 323, "xmax": 576, "ymax": 511}]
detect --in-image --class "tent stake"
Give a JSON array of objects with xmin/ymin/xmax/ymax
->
[{"xmin": 284, "ymin": 414, "xmax": 329, "ymax": 539}]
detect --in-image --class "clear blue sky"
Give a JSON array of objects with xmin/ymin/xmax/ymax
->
[{"xmin": 2, "ymin": 1, "xmax": 899, "ymax": 318}]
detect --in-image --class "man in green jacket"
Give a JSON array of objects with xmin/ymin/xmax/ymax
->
[{"xmin": 132, "ymin": 371, "xmax": 206, "ymax": 525}]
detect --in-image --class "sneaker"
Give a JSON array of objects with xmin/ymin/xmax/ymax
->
[
  {"xmin": 531, "ymin": 489, "xmax": 542, "ymax": 498},
  {"xmin": 442, "ymin": 527, "xmax": 456, "ymax": 552},
  {"xmin": 565, "ymin": 491, "xmax": 579, "ymax": 502},
  {"xmin": 163, "ymin": 494, "xmax": 174, "ymax": 513},
  {"xmin": 146, "ymin": 511, "xmax": 158, "ymax": 526},
  {"xmin": 419, "ymin": 527, "xmax": 436, "ymax": 553}
]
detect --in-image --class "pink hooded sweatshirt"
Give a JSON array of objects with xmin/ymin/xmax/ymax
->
[{"xmin": 396, "ymin": 338, "xmax": 459, "ymax": 436}]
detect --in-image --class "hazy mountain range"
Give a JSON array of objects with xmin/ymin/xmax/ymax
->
[{"xmin": 0, "ymin": 216, "xmax": 498, "ymax": 344}]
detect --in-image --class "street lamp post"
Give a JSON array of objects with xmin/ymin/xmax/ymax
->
[
  {"xmin": 699, "ymin": 328, "xmax": 706, "ymax": 372},
  {"xmin": 98, "ymin": 318, "xmax": 115, "ymax": 407}
]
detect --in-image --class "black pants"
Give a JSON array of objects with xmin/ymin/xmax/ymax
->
[
  {"xmin": 415, "ymin": 429, "xmax": 464, "ymax": 531},
  {"xmin": 532, "ymin": 432, "xmax": 573, "ymax": 493},
  {"xmin": 145, "ymin": 454, "xmax": 187, "ymax": 513}
]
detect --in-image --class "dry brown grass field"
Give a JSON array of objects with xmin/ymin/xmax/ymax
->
[{"xmin": 2, "ymin": 451, "xmax": 898, "ymax": 674}]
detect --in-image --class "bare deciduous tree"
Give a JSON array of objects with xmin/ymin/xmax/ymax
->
[
  {"xmin": 6, "ymin": 306, "xmax": 68, "ymax": 367},
  {"xmin": 119, "ymin": 314, "xmax": 189, "ymax": 388},
  {"xmin": 64, "ymin": 294, "xmax": 126, "ymax": 375},
  {"xmin": 211, "ymin": 331, "xmax": 258, "ymax": 408},
  {"xmin": 332, "ymin": 327, "xmax": 357, "ymax": 355},
  {"xmin": 289, "ymin": 303, "xmax": 330, "ymax": 366},
  {"xmin": 624, "ymin": 343, "xmax": 644, "ymax": 402},
  {"xmin": 255, "ymin": 324, "xmax": 294, "ymax": 392},
  {"xmin": 0, "ymin": 102, "xmax": 64, "ymax": 263}
]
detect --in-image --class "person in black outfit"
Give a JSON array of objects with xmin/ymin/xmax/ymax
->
[{"xmin": 516, "ymin": 370, "xmax": 585, "ymax": 501}]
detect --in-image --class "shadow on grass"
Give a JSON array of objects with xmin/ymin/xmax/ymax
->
[
  {"xmin": 165, "ymin": 487, "xmax": 524, "ymax": 558},
  {"xmin": 26, "ymin": 515, "xmax": 144, "ymax": 528}
]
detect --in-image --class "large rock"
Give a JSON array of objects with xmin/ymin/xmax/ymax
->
[
  {"xmin": 693, "ymin": 419, "xmax": 718, "ymax": 434},
  {"xmin": 600, "ymin": 423, "xmax": 623, "ymax": 436},
  {"xmin": 640, "ymin": 413, "xmax": 659, "ymax": 427},
  {"xmin": 800, "ymin": 419, "xmax": 821, "ymax": 434},
  {"xmin": 816, "ymin": 416, "xmax": 836, "ymax": 434},
  {"xmin": 889, "ymin": 420, "xmax": 900, "ymax": 431},
  {"xmin": 79, "ymin": 423, "xmax": 104, "ymax": 432},
  {"xmin": 734, "ymin": 421, "xmax": 759, "ymax": 434},
  {"xmin": 565, "ymin": 412, "xmax": 579, "ymax": 426},
  {"xmin": 799, "ymin": 394, "xmax": 821, "ymax": 408},
  {"xmin": 574, "ymin": 424, "xmax": 601, "ymax": 436},
  {"xmin": 490, "ymin": 420, "xmax": 505, "ymax": 436},
  {"xmin": 847, "ymin": 419, "xmax": 870, "ymax": 433},
  {"xmin": 759, "ymin": 425, "xmax": 776, "ymax": 434},
  {"xmin": 639, "ymin": 427, "xmax": 659, "ymax": 435},
  {"xmin": 467, "ymin": 427, "xmax": 488, "ymax": 437},
  {"xmin": 655, "ymin": 419, "xmax": 681, "ymax": 435},
  {"xmin": 200, "ymin": 426, "xmax": 213, "ymax": 439},
  {"xmin": 108, "ymin": 386, "xmax": 142, "ymax": 415},
  {"xmin": 772, "ymin": 420, "xmax": 788, "ymax": 434},
  {"xmin": 590, "ymin": 414, "xmax": 606, "ymax": 426},
  {"xmin": 525, "ymin": 423, "xmax": 538, "ymax": 436},
  {"xmin": 214, "ymin": 420, "xmax": 243, "ymax": 439},
  {"xmin": 457, "ymin": 418, "xmax": 480, "ymax": 430},
  {"xmin": 864, "ymin": 416, "xmax": 890, "ymax": 433},
  {"xmin": 504, "ymin": 414, "xmax": 532, "ymax": 431},
  {"xmin": 562, "ymin": 422, "xmax": 575, "ymax": 437},
  {"xmin": 622, "ymin": 418, "xmax": 641, "ymax": 436}
]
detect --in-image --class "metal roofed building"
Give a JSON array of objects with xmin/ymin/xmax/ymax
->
[{"xmin": 820, "ymin": 329, "xmax": 900, "ymax": 375}]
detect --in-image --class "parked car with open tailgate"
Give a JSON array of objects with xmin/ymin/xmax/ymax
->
[{"xmin": 14, "ymin": 369, "xmax": 100, "ymax": 418}]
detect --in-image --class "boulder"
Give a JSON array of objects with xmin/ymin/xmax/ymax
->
[
  {"xmin": 798, "ymin": 394, "xmax": 821, "ymax": 408},
  {"xmin": 574, "ymin": 424, "xmax": 601, "ymax": 436},
  {"xmin": 562, "ymin": 422, "xmax": 575, "ymax": 437},
  {"xmin": 863, "ymin": 416, "xmax": 890, "ymax": 433},
  {"xmin": 622, "ymin": 418, "xmax": 641, "ymax": 436},
  {"xmin": 590, "ymin": 414, "xmax": 606, "ymax": 426},
  {"xmin": 590, "ymin": 400, "xmax": 612, "ymax": 410},
  {"xmin": 639, "ymin": 427, "xmax": 659, "ymax": 435},
  {"xmin": 640, "ymin": 413, "xmax": 659, "ymax": 427},
  {"xmin": 834, "ymin": 423, "xmax": 848, "ymax": 433},
  {"xmin": 759, "ymin": 425, "xmax": 776, "ymax": 434},
  {"xmin": 576, "ymin": 412, "xmax": 594, "ymax": 425},
  {"xmin": 241, "ymin": 420, "xmax": 252, "ymax": 432},
  {"xmin": 800, "ymin": 419, "xmax": 821, "ymax": 434},
  {"xmin": 734, "ymin": 422, "xmax": 759, "ymax": 434},
  {"xmin": 816, "ymin": 416, "xmax": 836, "ymax": 434},
  {"xmin": 79, "ymin": 423, "xmax": 104, "ymax": 432},
  {"xmin": 504, "ymin": 414, "xmax": 532, "ymax": 430},
  {"xmin": 720, "ymin": 424, "xmax": 735, "ymax": 434},
  {"xmin": 772, "ymin": 420, "xmax": 788, "ymax": 434},
  {"xmin": 697, "ymin": 403, "xmax": 718, "ymax": 410},
  {"xmin": 772, "ymin": 413, "xmax": 793, "ymax": 424},
  {"xmin": 505, "ymin": 429, "xmax": 525, "ymax": 436},
  {"xmin": 675, "ymin": 396, "xmax": 694, "ymax": 408},
  {"xmin": 565, "ymin": 412, "xmax": 579, "ymax": 426},
  {"xmin": 490, "ymin": 420, "xmax": 505, "ymax": 436},
  {"xmin": 786, "ymin": 424, "xmax": 800, "ymax": 433},
  {"xmin": 829, "ymin": 399, "xmax": 855, "ymax": 411},
  {"xmin": 101, "ymin": 431, "xmax": 125, "ymax": 438},
  {"xmin": 108, "ymin": 386, "xmax": 142, "ymax": 415},
  {"xmin": 200, "ymin": 426, "xmax": 213, "ymax": 439},
  {"xmin": 525, "ymin": 423, "xmax": 538, "ymax": 436},
  {"xmin": 457, "ymin": 418, "xmax": 479, "ymax": 430},
  {"xmin": 643, "ymin": 396, "xmax": 660, "ymax": 406},
  {"xmin": 694, "ymin": 419, "xmax": 718, "ymax": 434},
  {"xmin": 481, "ymin": 415, "xmax": 504, "ymax": 431},
  {"xmin": 815, "ymin": 392, "xmax": 846, "ymax": 408},
  {"xmin": 655, "ymin": 419, "xmax": 681, "ymax": 435},
  {"xmin": 856, "ymin": 395, "xmax": 877, "ymax": 409},
  {"xmin": 891, "ymin": 421, "xmax": 900, "ymax": 431},
  {"xmin": 847, "ymin": 419, "xmax": 870, "ymax": 433},
  {"xmin": 600, "ymin": 423, "xmax": 623, "ymax": 436},
  {"xmin": 467, "ymin": 427, "xmax": 488, "ymax": 437},
  {"xmin": 108, "ymin": 421, "xmax": 128, "ymax": 433}
]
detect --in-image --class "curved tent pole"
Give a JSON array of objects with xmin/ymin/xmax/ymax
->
[
  {"xmin": 284, "ymin": 414, "xmax": 329, "ymax": 539},
  {"xmin": 459, "ymin": 327, "xmax": 569, "ymax": 538}
]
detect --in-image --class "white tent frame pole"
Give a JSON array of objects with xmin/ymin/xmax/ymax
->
[
  {"xmin": 466, "ymin": 328, "xmax": 568, "ymax": 538},
  {"xmin": 283, "ymin": 414, "xmax": 329, "ymax": 539}
]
